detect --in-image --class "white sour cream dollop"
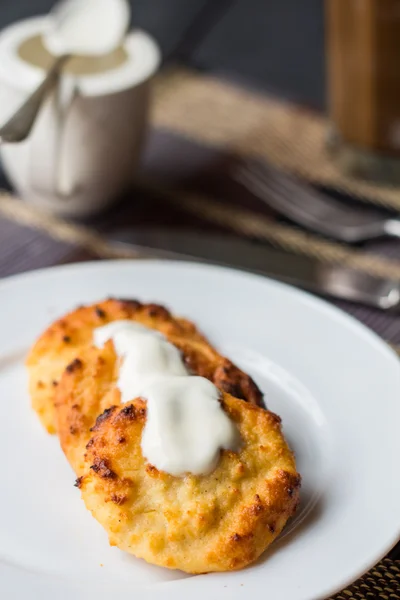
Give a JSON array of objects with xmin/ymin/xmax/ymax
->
[{"xmin": 94, "ymin": 321, "xmax": 240, "ymax": 476}]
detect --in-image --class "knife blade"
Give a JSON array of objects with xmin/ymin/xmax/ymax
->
[{"xmin": 108, "ymin": 228, "xmax": 400, "ymax": 311}]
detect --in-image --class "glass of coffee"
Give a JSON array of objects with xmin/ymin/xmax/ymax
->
[{"xmin": 326, "ymin": 0, "xmax": 400, "ymax": 183}]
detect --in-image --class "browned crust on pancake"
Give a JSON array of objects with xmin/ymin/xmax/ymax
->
[
  {"xmin": 27, "ymin": 299, "xmax": 263, "ymax": 433},
  {"xmin": 56, "ymin": 344, "xmax": 299, "ymax": 573},
  {"xmin": 28, "ymin": 299, "xmax": 301, "ymax": 574}
]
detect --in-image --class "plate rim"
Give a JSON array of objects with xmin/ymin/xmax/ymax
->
[{"xmin": 0, "ymin": 258, "xmax": 397, "ymax": 363}]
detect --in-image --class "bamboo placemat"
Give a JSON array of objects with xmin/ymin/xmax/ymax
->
[
  {"xmin": 0, "ymin": 68, "xmax": 399, "ymax": 599},
  {"xmin": 333, "ymin": 559, "xmax": 400, "ymax": 600}
]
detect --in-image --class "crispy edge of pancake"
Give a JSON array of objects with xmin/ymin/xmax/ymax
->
[
  {"xmin": 27, "ymin": 298, "xmax": 263, "ymax": 433},
  {"xmin": 81, "ymin": 398, "xmax": 300, "ymax": 573},
  {"xmin": 55, "ymin": 345, "xmax": 300, "ymax": 573},
  {"xmin": 54, "ymin": 338, "xmax": 263, "ymax": 475}
]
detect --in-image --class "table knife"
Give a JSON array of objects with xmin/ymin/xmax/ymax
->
[{"xmin": 108, "ymin": 228, "xmax": 400, "ymax": 311}]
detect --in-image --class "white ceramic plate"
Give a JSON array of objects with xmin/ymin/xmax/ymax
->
[{"xmin": 0, "ymin": 260, "xmax": 399, "ymax": 600}]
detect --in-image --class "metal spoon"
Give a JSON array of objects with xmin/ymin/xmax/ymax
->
[{"xmin": 0, "ymin": 54, "xmax": 69, "ymax": 144}]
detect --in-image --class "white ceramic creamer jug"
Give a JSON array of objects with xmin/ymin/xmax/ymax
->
[{"xmin": 0, "ymin": 17, "xmax": 160, "ymax": 217}]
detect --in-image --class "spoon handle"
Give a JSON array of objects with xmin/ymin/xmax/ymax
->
[{"xmin": 0, "ymin": 54, "xmax": 69, "ymax": 144}]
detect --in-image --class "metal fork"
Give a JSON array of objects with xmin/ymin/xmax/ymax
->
[{"xmin": 235, "ymin": 160, "xmax": 400, "ymax": 243}]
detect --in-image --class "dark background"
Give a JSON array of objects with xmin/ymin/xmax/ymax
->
[{"xmin": 0, "ymin": 0, "xmax": 326, "ymax": 109}]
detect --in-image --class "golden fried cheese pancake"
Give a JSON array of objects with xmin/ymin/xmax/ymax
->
[
  {"xmin": 27, "ymin": 299, "xmax": 263, "ymax": 434},
  {"xmin": 56, "ymin": 344, "xmax": 300, "ymax": 573}
]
